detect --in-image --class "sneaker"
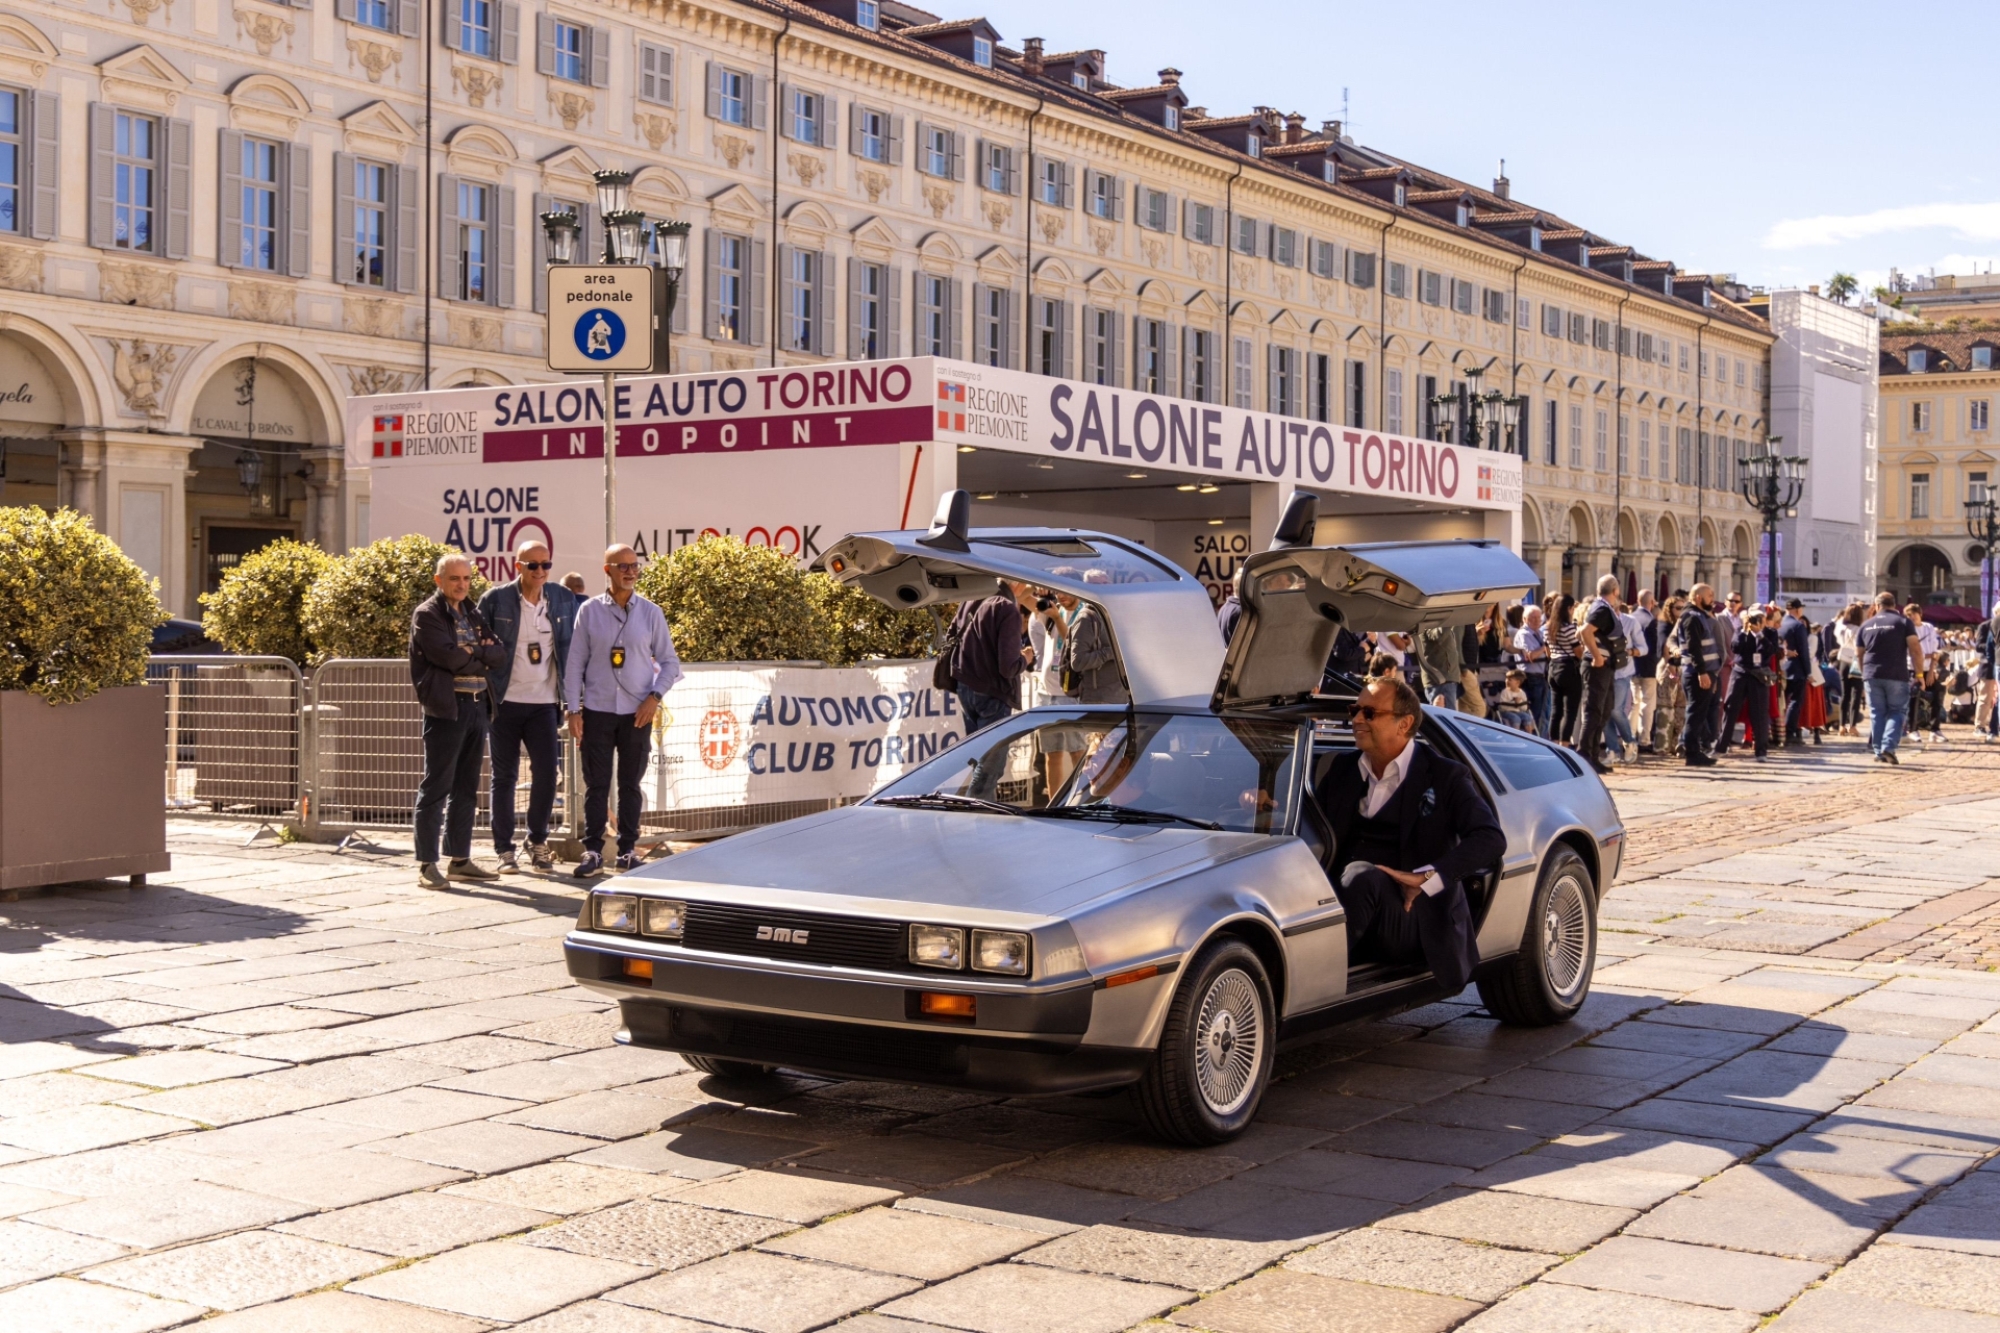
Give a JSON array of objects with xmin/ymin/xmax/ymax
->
[
  {"xmin": 528, "ymin": 842, "xmax": 555, "ymax": 871},
  {"xmin": 616, "ymin": 852, "xmax": 644, "ymax": 873},
  {"xmin": 416, "ymin": 862, "xmax": 450, "ymax": 890},
  {"xmin": 1932, "ymin": 732, "xmax": 1947, "ymax": 744},
  {"xmin": 496, "ymin": 849, "xmax": 520, "ymax": 873},
  {"xmin": 575, "ymin": 851, "xmax": 604, "ymax": 878},
  {"xmin": 448, "ymin": 859, "xmax": 500, "ymax": 882}
]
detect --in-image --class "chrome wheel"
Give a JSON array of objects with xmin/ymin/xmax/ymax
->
[
  {"xmin": 1193, "ymin": 968, "xmax": 1264, "ymax": 1116},
  {"xmin": 1541, "ymin": 873, "xmax": 1591, "ymax": 1001}
]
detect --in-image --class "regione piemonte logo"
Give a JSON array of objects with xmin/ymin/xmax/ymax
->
[
  {"xmin": 937, "ymin": 382, "xmax": 966, "ymax": 432},
  {"xmin": 1477, "ymin": 464, "xmax": 1493, "ymax": 501},
  {"xmin": 372, "ymin": 415, "xmax": 405, "ymax": 458}
]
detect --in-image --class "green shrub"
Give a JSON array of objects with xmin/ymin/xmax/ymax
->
[
  {"xmin": 635, "ymin": 537, "xmax": 822, "ymax": 662},
  {"xmin": 303, "ymin": 534, "xmax": 486, "ymax": 662},
  {"xmin": 805, "ymin": 573, "xmax": 938, "ymax": 665},
  {"xmin": 0, "ymin": 506, "xmax": 164, "ymax": 704},
  {"xmin": 198, "ymin": 538, "xmax": 332, "ymax": 664}
]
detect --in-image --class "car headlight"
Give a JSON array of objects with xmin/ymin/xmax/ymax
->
[
  {"xmin": 971, "ymin": 930, "xmax": 1031, "ymax": 976},
  {"xmin": 909, "ymin": 924, "xmax": 966, "ymax": 970},
  {"xmin": 594, "ymin": 893, "xmax": 637, "ymax": 933},
  {"xmin": 641, "ymin": 899, "xmax": 686, "ymax": 939}
]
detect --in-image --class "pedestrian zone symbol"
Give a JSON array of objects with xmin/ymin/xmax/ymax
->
[{"xmin": 575, "ymin": 309, "xmax": 626, "ymax": 361}]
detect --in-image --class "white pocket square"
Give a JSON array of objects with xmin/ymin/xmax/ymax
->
[{"xmin": 1341, "ymin": 861, "xmax": 1376, "ymax": 888}]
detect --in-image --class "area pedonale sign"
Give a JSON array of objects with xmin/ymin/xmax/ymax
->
[{"xmin": 344, "ymin": 357, "xmax": 1520, "ymax": 578}]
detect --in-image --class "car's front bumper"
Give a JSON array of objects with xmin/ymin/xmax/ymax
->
[{"xmin": 564, "ymin": 934, "xmax": 1150, "ymax": 1095}]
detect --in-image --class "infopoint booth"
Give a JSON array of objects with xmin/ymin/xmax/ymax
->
[{"xmin": 344, "ymin": 356, "xmax": 1525, "ymax": 609}]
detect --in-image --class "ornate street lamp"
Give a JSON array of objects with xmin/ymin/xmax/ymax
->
[
  {"xmin": 1968, "ymin": 493, "xmax": 1999, "ymax": 615},
  {"xmin": 1738, "ymin": 437, "xmax": 1808, "ymax": 603},
  {"xmin": 592, "ymin": 169, "xmax": 635, "ymax": 234},
  {"xmin": 235, "ymin": 448, "xmax": 263, "ymax": 496},
  {"xmin": 539, "ymin": 208, "xmax": 580, "ymax": 265},
  {"xmin": 1428, "ymin": 364, "xmax": 1527, "ymax": 452}
]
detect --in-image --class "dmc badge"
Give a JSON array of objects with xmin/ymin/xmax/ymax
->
[
  {"xmin": 527, "ymin": 643, "xmax": 543, "ymax": 665},
  {"xmin": 609, "ymin": 646, "xmax": 626, "ymax": 669}
]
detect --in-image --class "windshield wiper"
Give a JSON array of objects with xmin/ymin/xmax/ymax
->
[
  {"xmin": 1032, "ymin": 802, "xmax": 1222, "ymax": 831},
  {"xmin": 875, "ymin": 792, "xmax": 1024, "ymax": 817}
]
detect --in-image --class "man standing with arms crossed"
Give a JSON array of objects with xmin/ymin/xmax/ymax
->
[
  {"xmin": 564, "ymin": 545, "xmax": 683, "ymax": 877},
  {"xmin": 409, "ymin": 554, "xmax": 508, "ymax": 889},
  {"xmin": 478, "ymin": 539, "xmax": 579, "ymax": 872}
]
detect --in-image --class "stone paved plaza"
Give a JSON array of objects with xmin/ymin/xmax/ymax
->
[{"xmin": 2, "ymin": 733, "xmax": 1998, "ymax": 1333}]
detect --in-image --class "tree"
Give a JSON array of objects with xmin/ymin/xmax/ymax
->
[
  {"xmin": 635, "ymin": 537, "xmax": 822, "ymax": 663},
  {"xmin": 0, "ymin": 507, "xmax": 164, "ymax": 704},
  {"xmin": 303, "ymin": 534, "xmax": 486, "ymax": 662},
  {"xmin": 198, "ymin": 538, "xmax": 332, "ymax": 664},
  {"xmin": 1826, "ymin": 272, "xmax": 1860, "ymax": 305}
]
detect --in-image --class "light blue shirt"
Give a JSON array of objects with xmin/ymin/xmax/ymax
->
[{"xmin": 563, "ymin": 591, "xmax": 684, "ymax": 715}]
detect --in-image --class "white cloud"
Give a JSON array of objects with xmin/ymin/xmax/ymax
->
[{"xmin": 1762, "ymin": 202, "xmax": 2000, "ymax": 250}]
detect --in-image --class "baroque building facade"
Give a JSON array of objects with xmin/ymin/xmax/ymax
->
[
  {"xmin": 0, "ymin": 0, "xmax": 1774, "ymax": 616},
  {"xmin": 1876, "ymin": 328, "xmax": 1999, "ymax": 611}
]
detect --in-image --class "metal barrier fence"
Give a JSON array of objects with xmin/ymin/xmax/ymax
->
[{"xmin": 147, "ymin": 657, "xmax": 303, "ymax": 820}]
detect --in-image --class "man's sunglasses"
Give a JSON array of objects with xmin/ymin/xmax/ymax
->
[
  {"xmin": 519, "ymin": 561, "xmax": 553, "ymax": 571},
  {"xmin": 1348, "ymin": 704, "xmax": 1405, "ymax": 722},
  {"xmin": 608, "ymin": 562, "xmax": 641, "ymax": 574}
]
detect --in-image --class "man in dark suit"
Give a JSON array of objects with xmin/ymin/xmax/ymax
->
[
  {"xmin": 1778, "ymin": 597, "xmax": 1812, "ymax": 745},
  {"xmin": 1316, "ymin": 677, "xmax": 1506, "ymax": 992}
]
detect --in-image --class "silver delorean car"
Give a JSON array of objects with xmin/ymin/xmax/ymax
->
[{"xmin": 564, "ymin": 493, "xmax": 1623, "ymax": 1144}]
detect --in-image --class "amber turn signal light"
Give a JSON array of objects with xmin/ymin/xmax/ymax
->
[
  {"xmin": 1103, "ymin": 964, "xmax": 1160, "ymax": 989},
  {"xmin": 918, "ymin": 992, "xmax": 975, "ymax": 1019},
  {"xmin": 622, "ymin": 959, "xmax": 654, "ymax": 981}
]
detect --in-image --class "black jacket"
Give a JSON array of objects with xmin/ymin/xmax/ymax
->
[
  {"xmin": 408, "ymin": 592, "xmax": 508, "ymax": 720},
  {"xmin": 1316, "ymin": 744, "xmax": 1505, "ymax": 992},
  {"xmin": 949, "ymin": 594, "xmax": 1025, "ymax": 701},
  {"xmin": 1677, "ymin": 605, "xmax": 1723, "ymax": 680}
]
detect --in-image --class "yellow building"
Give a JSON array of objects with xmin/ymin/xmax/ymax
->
[{"xmin": 1877, "ymin": 328, "xmax": 2000, "ymax": 611}]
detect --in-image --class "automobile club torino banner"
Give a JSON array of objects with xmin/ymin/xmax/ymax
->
[
  {"xmin": 652, "ymin": 661, "xmax": 971, "ymax": 810},
  {"xmin": 343, "ymin": 355, "xmax": 1522, "ymax": 580}
]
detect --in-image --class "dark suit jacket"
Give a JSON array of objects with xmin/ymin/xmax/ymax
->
[
  {"xmin": 1779, "ymin": 615, "xmax": 1812, "ymax": 681},
  {"xmin": 408, "ymin": 593, "xmax": 508, "ymax": 720},
  {"xmin": 1317, "ymin": 744, "xmax": 1506, "ymax": 992}
]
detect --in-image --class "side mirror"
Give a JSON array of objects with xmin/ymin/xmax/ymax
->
[
  {"xmin": 916, "ymin": 488, "xmax": 972, "ymax": 552},
  {"xmin": 1271, "ymin": 491, "xmax": 1318, "ymax": 549}
]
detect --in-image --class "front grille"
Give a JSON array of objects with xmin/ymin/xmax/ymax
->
[
  {"xmin": 671, "ymin": 1006, "xmax": 966, "ymax": 1075},
  {"xmin": 679, "ymin": 900, "xmax": 908, "ymax": 971}
]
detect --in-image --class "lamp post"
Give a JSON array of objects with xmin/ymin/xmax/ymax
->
[
  {"xmin": 1968, "ymin": 493, "xmax": 2000, "ymax": 617},
  {"xmin": 539, "ymin": 167, "xmax": 691, "ymax": 550},
  {"xmin": 1738, "ymin": 437, "xmax": 1808, "ymax": 604},
  {"xmin": 1428, "ymin": 364, "xmax": 1526, "ymax": 453}
]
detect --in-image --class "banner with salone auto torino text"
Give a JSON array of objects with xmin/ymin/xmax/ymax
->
[{"xmin": 652, "ymin": 662, "xmax": 966, "ymax": 809}]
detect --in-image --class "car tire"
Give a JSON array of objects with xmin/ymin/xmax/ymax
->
[
  {"xmin": 1136, "ymin": 937, "xmax": 1276, "ymax": 1146},
  {"xmin": 1477, "ymin": 846, "xmax": 1597, "ymax": 1026},
  {"xmin": 680, "ymin": 1054, "xmax": 777, "ymax": 1079}
]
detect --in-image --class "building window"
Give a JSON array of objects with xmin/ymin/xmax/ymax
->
[
  {"xmin": 1568, "ymin": 405, "xmax": 1584, "ymax": 469},
  {"xmin": 919, "ymin": 274, "xmax": 951, "ymax": 357},
  {"xmin": 460, "ymin": 0, "xmax": 494, "ymax": 57},
  {"xmin": 1542, "ymin": 304, "xmax": 1562, "ymax": 336},
  {"xmin": 1084, "ymin": 307, "xmax": 1117, "ymax": 385},
  {"xmin": 1973, "ymin": 346, "xmax": 1993, "ymax": 370},
  {"xmin": 349, "ymin": 158, "xmax": 387, "ymax": 286},
  {"xmin": 1910, "ymin": 472, "xmax": 1930, "ymax": 520},
  {"xmin": 1593, "ymin": 409, "xmax": 1608, "ymax": 471},
  {"xmin": 1231, "ymin": 336, "xmax": 1253, "ymax": 408},
  {"xmin": 852, "ymin": 261, "xmax": 886, "ymax": 359},
  {"xmin": 971, "ymin": 35, "xmax": 993, "ymax": 67},
  {"xmin": 1968, "ymin": 470, "xmax": 1990, "ymax": 505},
  {"xmin": 1913, "ymin": 401, "xmax": 1931, "ymax": 432},
  {"xmin": 1637, "ymin": 420, "xmax": 1651, "ymax": 478},
  {"xmin": 714, "ymin": 233, "xmax": 746, "ymax": 341},
  {"xmin": 1735, "ymin": 360, "xmax": 1746, "ymax": 387},
  {"xmin": 1246, "ymin": 134, "xmax": 1260, "ymax": 159},
  {"xmin": 1088, "ymin": 171, "xmax": 1118, "ymax": 221},
  {"xmin": 1387, "ymin": 368, "xmax": 1404, "ymax": 436},
  {"xmin": 1187, "ymin": 329, "xmax": 1213, "ymax": 402},
  {"xmin": 1569, "ymin": 312, "xmax": 1587, "ymax": 344},
  {"xmin": 855, "ymin": 0, "xmax": 879, "ymax": 30},
  {"xmin": 551, "ymin": 21, "xmax": 585, "ymax": 82},
  {"xmin": 0, "ymin": 89, "xmax": 20, "ymax": 235},
  {"xmin": 354, "ymin": 0, "xmax": 392, "ymax": 30},
  {"xmin": 1039, "ymin": 158, "xmax": 1066, "ymax": 206},
  {"xmin": 1135, "ymin": 318, "xmax": 1168, "ymax": 392},
  {"xmin": 785, "ymin": 248, "xmax": 817, "ymax": 353},
  {"xmin": 236, "ymin": 136, "xmax": 280, "ymax": 270},
  {"xmin": 1679, "ymin": 344, "xmax": 1690, "ymax": 372},
  {"xmin": 1139, "ymin": 186, "xmax": 1170, "ymax": 232},
  {"xmin": 456, "ymin": 181, "xmax": 489, "ymax": 302},
  {"xmin": 788, "ymin": 87, "xmax": 823, "ymax": 145},
  {"xmin": 981, "ymin": 141, "xmax": 1012, "ymax": 194},
  {"xmin": 1346, "ymin": 251, "xmax": 1375, "ymax": 288},
  {"xmin": 1270, "ymin": 226, "xmax": 1298, "ymax": 267},
  {"xmin": 1270, "ymin": 346, "xmax": 1297, "ymax": 416},
  {"xmin": 639, "ymin": 43, "xmax": 674, "ymax": 104},
  {"xmin": 922, "ymin": 125, "xmax": 953, "ymax": 178},
  {"xmin": 1546, "ymin": 400, "xmax": 1560, "ymax": 465},
  {"xmin": 1907, "ymin": 348, "xmax": 1928, "ymax": 373},
  {"xmin": 1232, "ymin": 214, "xmax": 1258, "ymax": 256},
  {"xmin": 1452, "ymin": 279, "xmax": 1474, "ymax": 315},
  {"xmin": 1308, "ymin": 353, "xmax": 1331, "ymax": 423},
  {"xmin": 1677, "ymin": 426, "xmax": 1692, "ymax": 484},
  {"xmin": 1164, "ymin": 105, "xmax": 1179, "ymax": 131},
  {"xmin": 1972, "ymin": 400, "xmax": 1991, "ymax": 432},
  {"xmin": 1418, "ymin": 270, "xmax": 1442, "ymax": 306},
  {"xmin": 1591, "ymin": 318, "xmax": 1612, "ymax": 351},
  {"xmin": 1715, "ymin": 353, "xmax": 1728, "ymax": 382},
  {"xmin": 1617, "ymin": 414, "xmax": 1630, "ymax": 474},
  {"xmin": 1344, "ymin": 359, "xmax": 1366, "ymax": 428},
  {"xmin": 1031, "ymin": 297, "xmax": 1064, "ymax": 376},
  {"xmin": 1516, "ymin": 296, "xmax": 1531, "ymax": 329},
  {"xmin": 974, "ymin": 285, "xmax": 1007, "ymax": 367},
  {"xmin": 1071, "ymin": 72, "xmax": 1089, "ymax": 91},
  {"xmin": 1386, "ymin": 262, "xmax": 1408, "ymax": 298},
  {"xmin": 712, "ymin": 65, "xmax": 751, "ymax": 127},
  {"xmin": 113, "ymin": 111, "xmax": 157, "ymax": 252}
]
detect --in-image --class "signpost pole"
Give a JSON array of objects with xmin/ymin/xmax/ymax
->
[{"xmin": 604, "ymin": 367, "xmax": 617, "ymax": 550}]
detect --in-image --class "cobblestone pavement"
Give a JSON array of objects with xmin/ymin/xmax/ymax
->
[{"xmin": 0, "ymin": 730, "xmax": 1996, "ymax": 1332}]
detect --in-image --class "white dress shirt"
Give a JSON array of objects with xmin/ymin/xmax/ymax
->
[{"xmin": 1357, "ymin": 744, "xmax": 1443, "ymax": 896}]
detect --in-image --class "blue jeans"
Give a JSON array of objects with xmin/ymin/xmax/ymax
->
[
  {"xmin": 1605, "ymin": 677, "xmax": 1636, "ymax": 757},
  {"xmin": 1428, "ymin": 680, "xmax": 1460, "ymax": 709},
  {"xmin": 1522, "ymin": 672, "xmax": 1551, "ymax": 735},
  {"xmin": 415, "ymin": 693, "xmax": 489, "ymax": 864},
  {"xmin": 491, "ymin": 701, "xmax": 561, "ymax": 853},
  {"xmin": 1867, "ymin": 678, "xmax": 1911, "ymax": 756},
  {"xmin": 956, "ymin": 686, "xmax": 1015, "ymax": 736}
]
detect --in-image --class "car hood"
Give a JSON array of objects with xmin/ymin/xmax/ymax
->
[{"xmin": 619, "ymin": 805, "xmax": 1261, "ymax": 924}]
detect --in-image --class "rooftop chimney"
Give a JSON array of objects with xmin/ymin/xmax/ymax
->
[
  {"xmin": 1321, "ymin": 119, "xmax": 1341, "ymax": 139},
  {"xmin": 1493, "ymin": 158, "xmax": 1510, "ymax": 200},
  {"xmin": 1186, "ymin": 105, "xmax": 1207, "ymax": 119},
  {"xmin": 1158, "ymin": 67, "xmax": 1181, "ymax": 86},
  {"xmin": 1021, "ymin": 36, "xmax": 1044, "ymax": 76},
  {"xmin": 1285, "ymin": 112, "xmax": 1305, "ymax": 144}
]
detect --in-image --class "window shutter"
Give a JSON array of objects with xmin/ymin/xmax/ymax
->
[
  {"xmin": 1161, "ymin": 324, "xmax": 1178, "ymax": 397},
  {"xmin": 778, "ymin": 84, "xmax": 796, "ymax": 141},
  {"xmin": 885, "ymin": 265, "xmax": 902, "ymax": 356},
  {"xmin": 1059, "ymin": 161, "xmax": 1074, "ymax": 208},
  {"xmin": 704, "ymin": 61, "xmax": 722, "ymax": 119},
  {"xmin": 437, "ymin": 175, "xmax": 462, "ymax": 301},
  {"xmin": 747, "ymin": 238, "xmax": 767, "ymax": 346},
  {"xmin": 1130, "ymin": 313, "xmax": 1143, "ymax": 385},
  {"xmin": 27, "ymin": 91, "xmax": 57, "ymax": 241},
  {"xmin": 1056, "ymin": 300, "xmax": 1074, "ymax": 379},
  {"xmin": 846, "ymin": 255, "xmax": 862, "ymax": 356},
  {"xmin": 950, "ymin": 131, "xmax": 965, "ymax": 182},
  {"xmin": 493, "ymin": 184, "xmax": 515, "ymax": 306},
  {"xmin": 945, "ymin": 278, "xmax": 962, "ymax": 360},
  {"xmin": 1267, "ymin": 345, "xmax": 1280, "ymax": 414},
  {"xmin": 397, "ymin": 0, "xmax": 420, "ymax": 36},
  {"xmin": 218, "ymin": 128, "xmax": 245, "ymax": 265},
  {"xmin": 669, "ymin": 266, "xmax": 688, "ymax": 333},
  {"xmin": 1006, "ymin": 147, "xmax": 1020, "ymax": 196},
  {"xmin": 441, "ymin": 0, "xmax": 462, "ymax": 51},
  {"xmin": 1181, "ymin": 198, "xmax": 1195, "ymax": 241},
  {"xmin": 750, "ymin": 75, "xmax": 768, "ymax": 131},
  {"xmin": 333, "ymin": 155, "xmax": 357, "ymax": 284},
  {"xmin": 821, "ymin": 97, "xmax": 837, "ymax": 151},
  {"xmin": 589, "ymin": 27, "xmax": 610, "ymax": 87},
  {"xmin": 1110, "ymin": 175, "xmax": 1124, "ymax": 222},
  {"xmin": 701, "ymin": 229, "xmax": 719, "ymax": 339},
  {"xmin": 776, "ymin": 242, "xmax": 794, "ymax": 342},
  {"xmin": 334, "ymin": 0, "xmax": 355, "ymax": 21},
  {"xmin": 846, "ymin": 102, "xmax": 864, "ymax": 155},
  {"xmin": 640, "ymin": 44, "xmax": 671, "ymax": 104},
  {"xmin": 887, "ymin": 114, "xmax": 904, "ymax": 166},
  {"xmin": 1002, "ymin": 287, "xmax": 1019, "ymax": 369},
  {"xmin": 497, "ymin": 0, "xmax": 519, "ymax": 63},
  {"xmin": 973, "ymin": 138, "xmax": 988, "ymax": 184},
  {"xmin": 971, "ymin": 281, "xmax": 989, "ymax": 360},
  {"xmin": 392, "ymin": 164, "xmax": 418, "ymax": 293},
  {"xmin": 534, "ymin": 14, "xmax": 555, "ymax": 75},
  {"xmin": 530, "ymin": 190, "xmax": 554, "ymax": 311},
  {"xmin": 285, "ymin": 143, "xmax": 310, "ymax": 278}
]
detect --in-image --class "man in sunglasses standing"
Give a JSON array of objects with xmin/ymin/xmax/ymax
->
[
  {"xmin": 478, "ymin": 539, "xmax": 579, "ymax": 872},
  {"xmin": 565, "ymin": 544, "xmax": 683, "ymax": 877}
]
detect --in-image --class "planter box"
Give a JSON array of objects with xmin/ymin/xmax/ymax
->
[{"xmin": 0, "ymin": 685, "xmax": 170, "ymax": 891}]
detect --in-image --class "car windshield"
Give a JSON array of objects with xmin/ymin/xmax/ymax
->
[{"xmin": 873, "ymin": 711, "xmax": 1303, "ymax": 835}]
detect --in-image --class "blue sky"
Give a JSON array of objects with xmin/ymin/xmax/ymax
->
[{"xmin": 979, "ymin": 0, "xmax": 1997, "ymax": 293}]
